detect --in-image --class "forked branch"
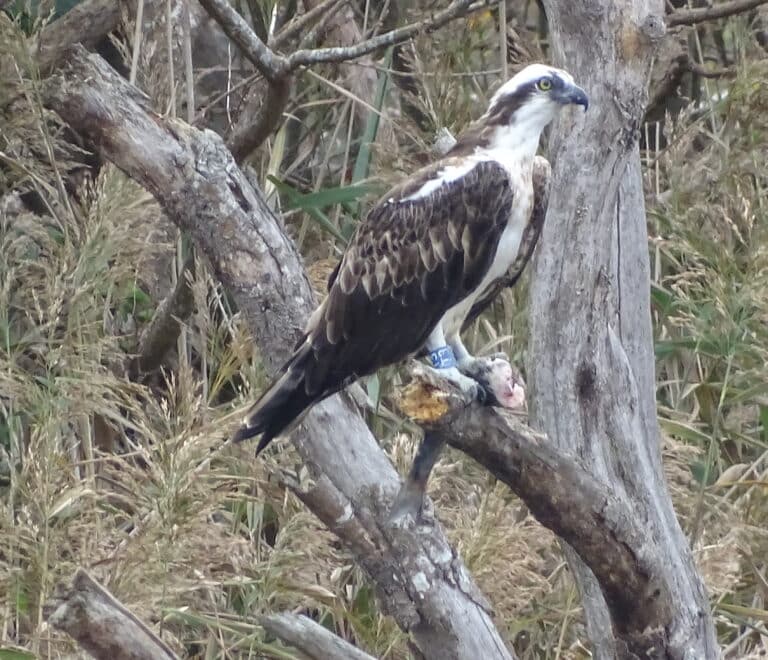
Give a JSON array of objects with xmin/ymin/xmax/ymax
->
[
  {"xmin": 398, "ymin": 365, "xmax": 675, "ymax": 656},
  {"xmin": 198, "ymin": 0, "xmax": 479, "ymax": 79}
]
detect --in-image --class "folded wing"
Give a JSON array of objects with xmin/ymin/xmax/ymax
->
[{"xmin": 234, "ymin": 159, "xmax": 515, "ymax": 451}]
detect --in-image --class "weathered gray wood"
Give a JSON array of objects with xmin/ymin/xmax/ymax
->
[
  {"xmin": 43, "ymin": 46, "xmax": 515, "ymax": 660},
  {"xmin": 260, "ymin": 612, "xmax": 377, "ymax": 660},
  {"xmin": 399, "ymin": 364, "xmax": 679, "ymax": 655},
  {"xmin": 529, "ymin": 1, "xmax": 718, "ymax": 658},
  {"xmin": 44, "ymin": 568, "xmax": 179, "ymax": 660},
  {"xmin": 33, "ymin": 0, "xmax": 120, "ymax": 74}
]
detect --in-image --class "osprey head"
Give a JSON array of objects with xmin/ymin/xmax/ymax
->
[{"xmin": 483, "ymin": 64, "xmax": 588, "ymax": 151}]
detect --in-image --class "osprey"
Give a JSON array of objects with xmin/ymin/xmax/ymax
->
[{"xmin": 234, "ymin": 63, "xmax": 588, "ymax": 453}]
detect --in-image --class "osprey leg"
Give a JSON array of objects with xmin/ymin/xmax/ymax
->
[
  {"xmin": 445, "ymin": 334, "xmax": 525, "ymax": 408},
  {"xmin": 424, "ymin": 328, "xmax": 486, "ymax": 401}
]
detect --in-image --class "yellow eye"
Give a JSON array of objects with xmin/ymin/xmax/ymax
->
[{"xmin": 536, "ymin": 78, "xmax": 552, "ymax": 91}]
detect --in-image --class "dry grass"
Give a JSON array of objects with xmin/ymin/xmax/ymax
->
[{"xmin": 1, "ymin": 2, "xmax": 767, "ymax": 658}]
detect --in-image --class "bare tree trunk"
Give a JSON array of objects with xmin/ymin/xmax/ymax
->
[{"xmin": 529, "ymin": 1, "xmax": 718, "ymax": 658}]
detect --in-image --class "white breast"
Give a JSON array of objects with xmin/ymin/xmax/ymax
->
[{"xmin": 439, "ymin": 151, "xmax": 533, "ymax": 339}]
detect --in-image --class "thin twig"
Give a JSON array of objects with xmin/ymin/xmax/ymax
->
[
  {"xmin": 667, "ymin": 0, "xmax": 768, "ymax": 27},
  {"xmin": 198, "ymin": 0, "xmax": 483, "ymax": 80},
  {"xmin": 687, "ymin": 59, "xmax": 736, "ymax": 78},
  {"xmin": 203, "ymin": 0, "xmax": 475, "ymax": 160},
  {"xmin": 286, "ymin": 0, "xmax": 478, "ymax": 69},
  {"xmin": 130, "ymin": 0, "xmax": 146, "ymax": 84},
  {"xmin": 499, "ymin": 0, "xmax": 508, "ymax": 80},
  {"xmin": 181, "ymin": 0, "xmax": 195, "ymax": 123},
  {"xmin": 297, "ymin": 0, "xmax": 350, "ymax": 50},
  {"xmin": 165, "ymin": 0, "xmax": 177, "ymax": 116},
  {"xmin": 646, "ymin": 50, "xmax": 735, "ymax": 122},
  {"xmin": 196, "ymin": 0, "xmax": 288, "ymax": 81},
  {"xmin": 270, "ymin": 0, "xmax": 343, "ymax": 49}
]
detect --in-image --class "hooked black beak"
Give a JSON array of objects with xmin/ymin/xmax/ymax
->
[{"xmin": 556, "ymin": 83, "xmax": 589, "ymax": 111}]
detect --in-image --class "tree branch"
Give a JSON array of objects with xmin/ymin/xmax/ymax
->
[
  {"xmin": 285, "ymin": 0, "xmax": 477, "ymax": 69},
  {"xmin": 129, "ymin": 252, "xmax": 195, "ymax": 377},
  {"xmin": 260, "ymin": 613, "xmax": 377, "ymax": 660},
  {"xmin": 44, "ymin": 568, "xmax": 179, "ymax": 660},
  {"xmin": 667, "ymin": 0, "xmax": 768, "ymax": 27},
  {"xmin": 226, "ymin": 77, "xmax": 291, "ymax": 164},
  {"xmin": 43, "ymin": 46, "xmax": 515, "ymax": 660},
  {"xmin": 33, "ymin": 0, "xmax": 121, "ymax": 74},
  {"xmin": 199, "ymin": 0, "xmax": 481, "ymax": 160},
  {"xmin": 269, "ymin": 0, "xmax": 343, "ymax": 50},
  {"xmin": 196, "ymin": 0, "xmax": 288, "ymax": 81},
  {"xmin": 198, "ymin": 0, "xmax": 481, "ymax": 79},
  {"xmin": 399, "ymin": 365, "xmax": 674, "ymax": 656}
]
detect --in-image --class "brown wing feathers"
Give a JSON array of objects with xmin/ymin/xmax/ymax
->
[{"xmin": 234, "ymin": 160, "xmax": 515, "ymax": 452}]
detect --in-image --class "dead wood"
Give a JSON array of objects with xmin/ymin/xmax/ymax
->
[
  {"xmin": 44, "ymin": 568, "xmax": 179, "ymax": 660},
  {"xmin": 260, "ymin": 612, "xmax": 377, "ymax": 660},
  {"xmin": 667, "ymin": 0, "xmax": 768, "ymax": 27},
  {"xmin": 531, "ymin": 1, "xmax": 718, "ymax": 657},
  {"xmin": 399, "ymin": 365, "xmax": 675, "ymax": 657},
  {"xmin": 33, "ymin": 0, "xmax": 121, "ymax": 75}
]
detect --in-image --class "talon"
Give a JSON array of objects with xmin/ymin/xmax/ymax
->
[{"xmin": 457, "ymin": 356, "xmax": 526, "ymax": 410}]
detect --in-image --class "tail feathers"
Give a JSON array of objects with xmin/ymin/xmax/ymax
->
[{"xmin": 233, "ymin": 352, "xmax": 317, "ymax": 455}]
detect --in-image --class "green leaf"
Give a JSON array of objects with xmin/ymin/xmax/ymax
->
[
  {"xmin": 274, "ymin": 180, "xmax": 376, "ymax": 211},
  {"xmin": 366, "ymin": 373, "xmax": 381, "ymax": 410},
  {"xmin": 716, "ymin": 602, "xmax": 768, "ymax": 624},
  {"xmin": 654, "ymin": 335, "xmax": 700, "ymax": 359},
  {"xmin": 351, "ymin": 48, "xmax": 392, "ymax": 186},
  {"xmin": 268, "ymin": 177, "xmax": 349, "ymax": 243},
  {"xmin": 119, "ymin": 283, "xmax": 154, "ymax": 321},
  {"xmin": 659, "ymin": 418, "xmax": 713, "ymax": 446},
  {"xmin": 650, "ymin": 282, "xmax": 678, "ymax": 314},
  {"xmin": 0, "ymin": 648, "xmax": 37, "ymax": 660},
  {"xmin": 761, "ymin": 405, "xmax": 768, "ymax": 444},
  {"xmin": 690, "ymin": 460, "xmax": 716, "ymax": 486}
]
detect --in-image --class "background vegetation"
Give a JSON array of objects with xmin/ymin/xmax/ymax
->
[{"xmin": 0, "ymin": 0, "xmax": 767, "ymax": 657}]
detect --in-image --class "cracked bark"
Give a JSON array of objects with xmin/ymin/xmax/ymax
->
[
  {"xmin": 400, "ymin": 364, "xmax": 701, "ymax": 657},
  {"xmin": 529, "ymin": 0, "xmax": 718, "ymax": 658},
  {"xmin": 44, "ymin": 568, "xmax": 179, "ymax": 660},
  {"xmin": 43, "ymin": 46, "xmax": 515, "ymax": 660}
]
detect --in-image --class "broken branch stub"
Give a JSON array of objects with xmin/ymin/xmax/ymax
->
[{"xmin": 44, "ymin": 568, "xmax": 179, "ymax": 660}]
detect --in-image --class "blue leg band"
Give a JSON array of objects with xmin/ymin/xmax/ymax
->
[{"xmin": 429, "ymin": 346, "xmax": 457, "ymax": 369}]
